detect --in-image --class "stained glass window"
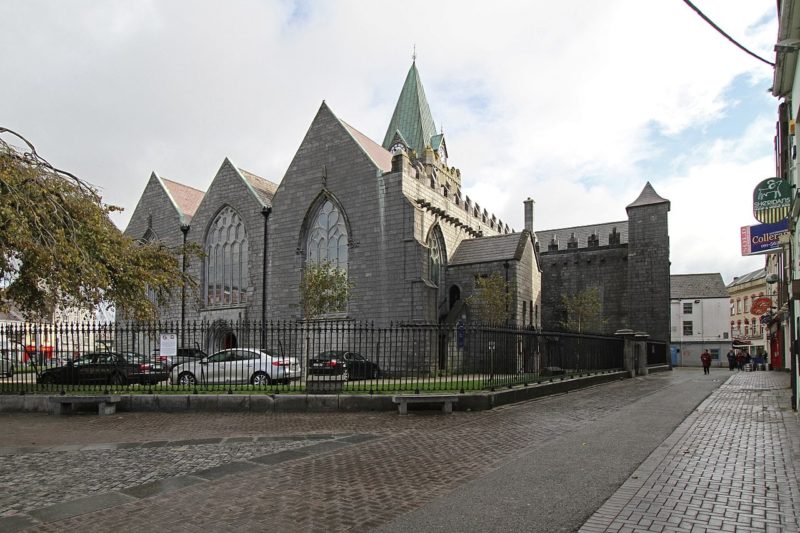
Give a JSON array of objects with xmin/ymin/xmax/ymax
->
[
  {"xmin": 428, "ymin": 229, "xmax": 443, "ymax": 287},
  {"xmin": 306, "ymin": 200, "xmax": 348, "ymax": 271},
  {"xmin": 205, "ymin": 207, "xmax": 249, "ymax": 306}
]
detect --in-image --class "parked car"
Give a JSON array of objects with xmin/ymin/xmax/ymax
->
[
  {"xmin": 170, "ymin": 348, "xmax": 300, "ymax": 386},
  {"xmin": 125, "ymin": 353, "xmax": 170, "ymax": 384},
  {"xmin": 151, "ymin": 347, "xmax": 207, "ymax": 371},
  {"xmin": 0, "ymin": 339, "xmax": 23, "ymax": 367},
  {"xmin": 308, "ymin": 350, "xmax": 380, "ymax": 381},
  {"xmin": 0, "ymin": 356, "xmax": 12, "ymax": 378},
  {"xmin": 36, "ymin": 352, "xmax": 148, "ymax": 385}
]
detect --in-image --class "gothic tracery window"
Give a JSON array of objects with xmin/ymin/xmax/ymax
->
[
  {"xmin": 427, "ymin": 228, "xmax": 444, "ymax": 287},
  {"xmin": 205, "ymin": 207, "xmax": 249, "ymax": 306},
  {"xmin": 306, "ymin": 199, "xmax": 348, "ymax": 271}
]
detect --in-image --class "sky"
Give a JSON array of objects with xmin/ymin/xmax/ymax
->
[{"xmin": 0, "ymin": 0, "xmax": 781, "ymax": 285}]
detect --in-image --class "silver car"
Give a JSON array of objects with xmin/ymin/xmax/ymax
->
[{"xmin": 169, "ymin": 348, "xmax": 300, "ymax": 386}]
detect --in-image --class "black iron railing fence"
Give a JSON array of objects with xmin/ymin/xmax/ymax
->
[{"xmin": 0, "ymin": 321, "xmax": 628, "ymax": 394}]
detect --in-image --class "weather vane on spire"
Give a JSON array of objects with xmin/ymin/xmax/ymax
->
[{"xmin": 412, "ymin": 44, "xmax": 416, "ymax": 62}]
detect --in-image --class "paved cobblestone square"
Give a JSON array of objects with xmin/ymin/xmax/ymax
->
[
  {"xmin": 581, "ymin": 371, "xmax": 800, "ymax": 533},
  {"xmin": 0, "ymin": 369, "xmax": 796, "ymax": 532}
]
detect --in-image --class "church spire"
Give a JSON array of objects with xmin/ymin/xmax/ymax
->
[{"xmin": 382, "ymin": 61, "xmax": 438, "ymax": 157}]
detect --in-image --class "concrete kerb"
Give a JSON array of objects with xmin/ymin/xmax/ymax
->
[{"xmin": 0, "ymin": 369, "xmax": 644, "ymax": 414}]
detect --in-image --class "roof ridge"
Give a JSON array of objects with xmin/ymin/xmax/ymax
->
[
  {"xmin": 159, "ymin": 176, "xmax": 206, "ymax": 194},
  {"xmin": 337, "ymin": 116, "xmax": 392, "ymax": 172}
]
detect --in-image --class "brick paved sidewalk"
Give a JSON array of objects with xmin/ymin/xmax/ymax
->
[{"xmin": 581, "ymin": 371, "xmax": 800, "ymax": 533}]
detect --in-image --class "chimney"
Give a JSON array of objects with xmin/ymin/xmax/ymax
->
[{"xmin": 524, "ymin": 197, "xmax": 535, "ymax": 232}]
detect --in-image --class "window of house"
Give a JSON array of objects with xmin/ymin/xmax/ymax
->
[
  {"xmin": 709, "ymin": 348, "xmax": 720, "ymax": 360},
  {"xmin": 682, "ymin": 321, "xmax": 693, "ymax": 336},
  {"xmin": 737, "ymin": 299, "xmax": 742, "ymax": 313},
  {"xmin": 730, "ymin": 301, "xmax": 735, "ymax": 316},
  {"xmin": 682, "ymin": 302, "xmax": 692, "ymax": 314},
  {"xmin": 205, "ymin": 206, "xmax": 249, "ymax": 306},
  {"xmin": 744, "ymin": 297, "xmax": 749, "ymax": 314},
  {"xmin": 723, "ymin": 332, "xmax": 729, "ymax": 339},
  {"xmin": 306, "ymin": 199, "xmax": 348, "ymax": 271}
]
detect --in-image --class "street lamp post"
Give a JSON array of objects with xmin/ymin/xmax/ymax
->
[
  {"xmin": 180, "ymin": 223, "xmax": 190, "ymax": 347},
  {"xmin": 261, "ymin": 206, "xmax": 272, "ymax": 348}
]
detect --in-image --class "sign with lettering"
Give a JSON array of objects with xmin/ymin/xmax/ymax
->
[
  {"xmin": 753, "ymin": 178, "xmax": 791, "ymax": 223},
  {"xmin": 740, "ymin": 219, "xmax": 789, "ymax": 255},
  {"xmin": 160, "ymin": 334, "xmax": 177, "ymax": 356}
]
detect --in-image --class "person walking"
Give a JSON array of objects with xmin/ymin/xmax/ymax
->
[
  {"xmin": 736, "ymin": 351, "xmax": 745, "ymax": 371},
  {"xmin": 700, "ymin": 350, "xmax": 712, "ymax": 375},
  {"xmin": 726, "ymin": 349, "xmax": 736, "ymax": 371}
]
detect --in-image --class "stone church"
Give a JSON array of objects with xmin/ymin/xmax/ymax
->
[
  {"xmin": 125, "ymin": 61, "xmax": 670, "ymax": 348},
  {"xmin": 124, "ymin": 61, "xmax": 543, "ymax": 335}
]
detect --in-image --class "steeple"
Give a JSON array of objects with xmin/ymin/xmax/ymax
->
[{"xmin": 382, "ymin": 61, "xmax": 438, "ymax": 157}]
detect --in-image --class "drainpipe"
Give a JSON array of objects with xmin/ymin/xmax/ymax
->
[
  {"xmin": 503, "ymin": 261, "xmax": 510, "ymax": 326},
  {"xmin": 261, "ymin": 206, "xmax": 272, "ymax": 348},
  {"xmin": 180, "ymin": 223, "xmax": 190, "ymax": 347}
]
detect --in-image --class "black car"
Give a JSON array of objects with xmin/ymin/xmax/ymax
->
[
  {"xmin": 36, "ymin": 352, "xmax": 148, "ymax": 385},
  {"xmin": 308, "ymin": 350, "xmax": 380, "ymax": 381}
]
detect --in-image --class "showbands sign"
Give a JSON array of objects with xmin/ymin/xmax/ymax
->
[
  {"xmin": 753, "ymin": 177, "xmax": 791, "ymax": 223},
  {"xmin": 740, "ymin": 219, "xmax": 789, "ymax": 255}
]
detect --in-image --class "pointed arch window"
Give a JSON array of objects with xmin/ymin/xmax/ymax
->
[
  {"xmin": 306, "ymin": 199, "xmax": 349, "ymax": 271},
  {"xmin": 427, "ymin": 227, "xmax": 445, "ymax": 287},
  {"xmin": 205, "ymin": 207, "xmax": 249, "ymax": 306},
  {"xmin": 141, "ymin": 229, "xmax": 158, "ymax": 306}
]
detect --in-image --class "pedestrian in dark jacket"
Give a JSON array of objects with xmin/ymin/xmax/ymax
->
[
  {"xmin": 726, "ymin": 349, "xmax": 736, "ymax": 371},
  {"xmin": 700, "ymin": 350, "xmax": 712, "ymax": 375}
]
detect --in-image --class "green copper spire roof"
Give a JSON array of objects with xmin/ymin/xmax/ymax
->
[{"xmin": 382, "ymin": 61, "xmax": 438, "ymax": 156}]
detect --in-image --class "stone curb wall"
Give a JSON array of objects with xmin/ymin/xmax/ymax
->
[{"xmin": 0, "ymin": 370, "xmax": 646, "ymax": 414}]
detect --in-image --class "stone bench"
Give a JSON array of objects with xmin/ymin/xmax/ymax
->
[
  {"xmin": 48, "ymin": 395, "xmax": 121, "ymax": 416},
  {"xmin": 392, "ymin": 394, "xmax": 459, "ymax": 415}
]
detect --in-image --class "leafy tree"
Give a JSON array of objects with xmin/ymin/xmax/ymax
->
[
  {"xmin": 466, "ymin": 272, "xmax": 510, "ymax": 326},
  {"xmin": 560, "ymin": 287, "xmax": 606, "ymax": 333},
  {"xmin": 0, "ymin": 127, "xmax": 198, "ymax": 320},
  {"xmin": 299, "ymin": 261, "xmax": 353, "ymax": 319}
]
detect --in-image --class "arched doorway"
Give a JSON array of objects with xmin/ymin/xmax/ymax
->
[
  {"xmin": 207, "ymin": 320, "xmax": 238, "ymax": 353},
  {"xmin": 222, "ymin": 332, "xmax": 237, "ymax": 349},
  {"xmin": 449, "ymin": 285, "xmax": 461, "ymax": 310}
]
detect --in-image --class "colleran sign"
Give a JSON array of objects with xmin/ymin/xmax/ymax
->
[
  {"xmin": 740, "ymin": 219, "xmax": 789, "ymax": 255},
  {"xmin": 753, "ymin": 177, "xmax": 791, "ymax": 223}
]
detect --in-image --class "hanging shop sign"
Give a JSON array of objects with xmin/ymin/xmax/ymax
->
[
  {"xmin": 740, "ymin": 219, "xmax": 789, "ymax": 255},
  {"xmin": 752, "ymin": 178, "xmax": 791, "ymax": 223},
  {"xmin": 750, "ymin": 297, "xmax": 773, "ymax": 315}
]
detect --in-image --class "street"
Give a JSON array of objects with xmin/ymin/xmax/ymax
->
[{"xmin": 0, "ymin": 368, "xmax": 796, "ymax": 532}]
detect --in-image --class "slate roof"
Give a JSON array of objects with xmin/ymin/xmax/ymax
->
[
  {"xmin": 627, "ymin": 181, "xmax": 670, "ymax": 209},
  {"xmin": 238, "ymin": 167, "xmax": 278, "ymax": 207},
  {"xmin": 382, "ymin": 61, "xmax": 438, "ymax": 156},
  {"xmin": 670, "ymin": 273, "xmax": 728, "ymax": 299},
  {"xmin": 340, "ymin": 119, "xmax": 393, "ymax": 172},
  {"xmin": 449, "ymin": 233, "xmax": 529, "ymax": 266},
  {"xmin": 535, "ymin": 221, "xmax": 628, "ymax": 251},
  {"xmin": 726, "ymin": 268, "xmax": 766, "ymax": 289},
  {"xmin": 159, "ymin": 176, "xmax": 205, "ymax": 224}
]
